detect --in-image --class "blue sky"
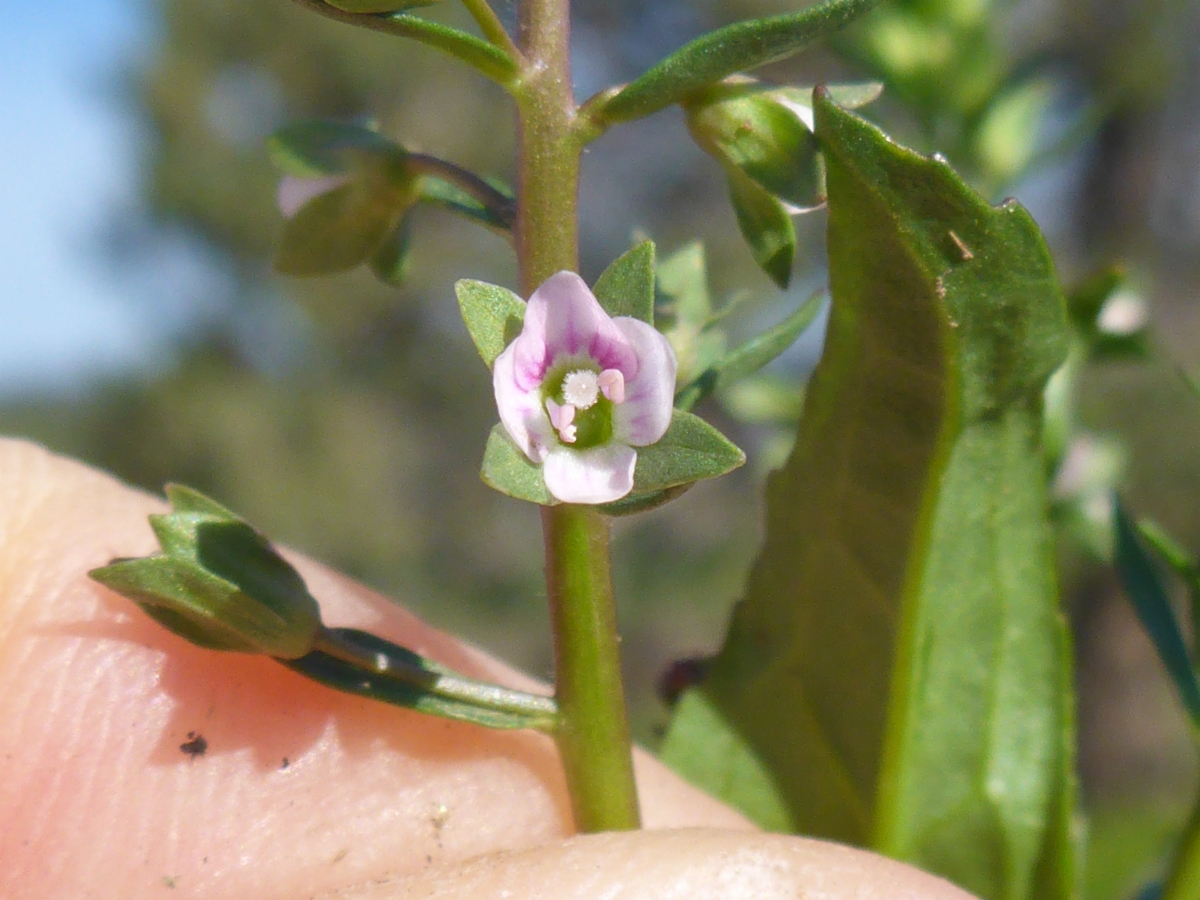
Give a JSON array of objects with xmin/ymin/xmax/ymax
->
[{"xmin": 0, "ymin": 0, "xmax": 199, "ymax": 397}]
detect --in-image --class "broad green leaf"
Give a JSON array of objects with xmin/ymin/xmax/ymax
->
[
  {"xmin": 727, "ymin": 166, "xmax": 795, "ymax": 288},
  {"xmin": 455, "ymin": 279, "xmax": 526, "ymax": 368},
  {"xmin": 662, "ymin": 90, "xmax": 1075, "ymax": 900},
  {"xmin": 592, "ymin": 0, "xmax": 881, "ymax": 125},
  {"xmin": 593, "ymin": 241, "xmax": 656, "ymax": 324},
  {"xmin": 285, "ymin": 628, "xmax": 558, "ymax": 731},
  {"xmin": 1114, "ymin": 502, "xmax": 1200, "ymax": 728},
  {"xmin": 268, "ymin": 120, "xmax": 401, "ymax": 178},
  {"xmin": 369, "ymin": 216, "xmax": 414, "ymax": 287},
  {"xmin": 480, "ymin": 424, "xmax": 555, "ymax": 504},
  {"xmin": 676, "ymin": 291, "xmax": 826, "ymax": 411},
  {"xmin": 274, "ymin": 175, "xmax": 415, "ymax": 276},
  {"xmin": 626, "ymin": 410, "xmax": 745, "ymax": 492}
]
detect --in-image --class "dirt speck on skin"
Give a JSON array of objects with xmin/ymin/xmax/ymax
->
[
  {"xmin": 332, "ymin": 848, "xmax": 349, "ymax": 865},
  {"xmin": 162, "ymin": 875, "xmax": 178, "ymax": 889},
  {"xmin": 179, "ymin": 732, "xmax": 207, "ymax": 757}
]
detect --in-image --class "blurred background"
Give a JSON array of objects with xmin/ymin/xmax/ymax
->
[{"xmin": 2, "ymin": 0, "xmax": 1199, "ymax": 896}]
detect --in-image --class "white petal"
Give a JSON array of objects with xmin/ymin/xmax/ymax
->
[
  {"xmin": 542, "ymin": 445, "xmax": 637, "ymax": 504},
  {"xmin": 276, "ymin": 174, "xmax": 350, "ymax": 218},
  {"xmin": 521, "ymin": 272, "xmax": 638, "ymax": 377},
  {"xmin": 612, "ymin": 317, "xmax": 677, "ymax": 446},
  {"xmin": 494, "ymin": 342, "xmax": 554, "ymax": 462}
]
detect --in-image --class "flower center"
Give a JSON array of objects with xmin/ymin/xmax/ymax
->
[
  {"xmin": 542, "ymin": 364, "xmax": 626, "ymax": 449},
  {"xmin": 562, "ymin": 370, "xmax": 600, "ymax": 409}
]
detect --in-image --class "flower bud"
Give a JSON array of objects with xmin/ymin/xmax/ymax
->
[{"xmin": 90, "ymin": 485, "xmax": 323, "ymax": 659}]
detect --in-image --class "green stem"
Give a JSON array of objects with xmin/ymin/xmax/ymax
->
[
  {"xmin": 1163, "ymin": 794, "xmax": 1200, "ymax": 900},
  {"xmin": 541, "ymin": 505, "xmax": 641, "ymax": 830},
  {"xmin": 460, "ymin": 0, "xmax": 522, "ymax": 60},
  {"xmin": 513, "ymin": 0, "xmax": 641, "ymax": 832}
]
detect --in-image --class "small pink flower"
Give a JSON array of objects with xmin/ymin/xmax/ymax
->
[{"xmin": 493, "ymin": 271, "xmax": 677, "ymax": 504}]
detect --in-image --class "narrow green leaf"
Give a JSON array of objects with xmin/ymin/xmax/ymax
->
[
  {"xmin": 287, "ymin": 0, "xmax": 518, "ymax": 85},
  {"xmin": 626, "ymin": 410, "xmax": 745, "ymax": 492},
  {"xmin": 480, "ymin": 424, "xmax": 555, "ymax": 505},
  {"xmin": 593, "ymin": 0, "xmax": 880, "ymax": 124},
  {"xmin": 663, "ymin": 90, "xmax": 1075, "ymax": 900},
  {"xmin": 275, "ymin": 177, "xmax": 412, "ymax": 276},
  {"xmin": 377, "ymin": 13, "xmax": 517, "ymax": 84},
  {"xmin": 268, "ymin": 120, "xmax": 401, "ymax": 178},
  {"xmin": 727, "ymin": 166, "xmax": 795, "ymax": 288},
  {"xmin": 325, "ymin": 0, "xmax": 436, "ymax": 13},
  {"xmin": 369, "ymin": 216, "xmax": 414, "ymax": 287},
  {"xmin": 593, "ymin": 241, "xmax": 656, "ymax": 324},
  {"xmin": 1114, "ymin": 501, "xmax": 1200, "ymax": 728},
  {"xmin": 285, "ymin": 628, "xmax": 558, "ymax": 731},
  {"xmin": 455, "ymin": 279, "xmax": 526, "ymax": 368},
  {"xmin": 676, "ymin": 291, "xmax": 826, "ymax": 410}
]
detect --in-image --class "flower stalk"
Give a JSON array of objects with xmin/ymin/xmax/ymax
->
[{"xmin": 513, "ymin": 0, "xmax": 641, "ymax": 831}]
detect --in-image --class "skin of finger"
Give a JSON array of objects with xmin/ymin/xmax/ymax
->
[
  {"xmin": 318, "ymin": 829, "xmax": 981, "ymax": 900},
  {"xmin": 0, "ymin": 439, "xmax": 750, "ymax": 900}
]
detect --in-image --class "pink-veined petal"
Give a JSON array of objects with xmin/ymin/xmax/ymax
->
[
  {"xmin": 514, "ymin": 273, "xmax": 638, "ymax": 386},
  {"xmin": 493, "ymin": 342, "xmax": 554, "ymax": 463},
  {"xmin": 612, "ymin": 317, "xmax": 677, "ymax": 446},
  {"xmin": 277, "ymin": 174, "xmax": 351, "ymax": 219},
  {"xmin": 542, "ymin": 444, "xmax": 638, "ymax": 504}
]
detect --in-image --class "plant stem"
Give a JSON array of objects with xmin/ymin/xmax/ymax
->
[
  {"xmin": 1163, "ymin": 794, "xmax": 1200, "ymax": 900},
  {"xmin": 513, "ymin": 0, "xmax": 641, "ymax": 832}
]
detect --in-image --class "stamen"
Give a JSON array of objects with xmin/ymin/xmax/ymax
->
[
  {"xmin": 546, "ymin": 398, "xmax": 578, "ymax": 443},
  {"xmin": 561, "ymin": 370, "xmax": 600, "ymax": 409},
  {"xmin": 598, "ymin": 369, "xmax": 625, "ymax": 404}
]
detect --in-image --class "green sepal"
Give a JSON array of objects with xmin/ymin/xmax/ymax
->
[
  {"xmin": 480, "ymin": 424, "xmax": 556, "ymax": 505},
  {"xmin": 275, "ymin": 171, "xmax": 417, "ymax": 276},
  {"xmin": 590, "ymin": 0, "xmax": 881, "ymax": 125},
  {"xmin": 369, "ymin": 215, "xmax": 414, "ymax": 287},
  {"xmin": 456, "ymin": 280, "xmax": 526, "ymax": 368},
  {"xmin": 626, "ymin": 410, "xmax": 745, "ymax": 492},
  {"xmin": 593, "ymin": 240, "xmax": 656, "ymax": 324},
  {"xmin": 286, "ymin": 628, "xmax": 558, "ymax": 731},
  {"xmin": 324, "ymin": 0, "xmax": 437, "ymax": 13},
  {"xmin": 685, "ymin": 81, "xmax": 824, "ymax": 210},
  {"xmin": 268, "ymin": 120, "xmax": 402, "ymax": 178},
  {"xmin": 676, "ymin": 291, "xmax": 825, "ymax": 410},
  {"xmin": 90, "ymin": 485, "xmax": 323, "ymax": 659},
  {"xmin": 726, "ymin": 165, "xmax": 796, "ymax": 289},
  {"xmin": 1114, "ymin": 500, "xmax": 1200, "ymax": 728}
]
